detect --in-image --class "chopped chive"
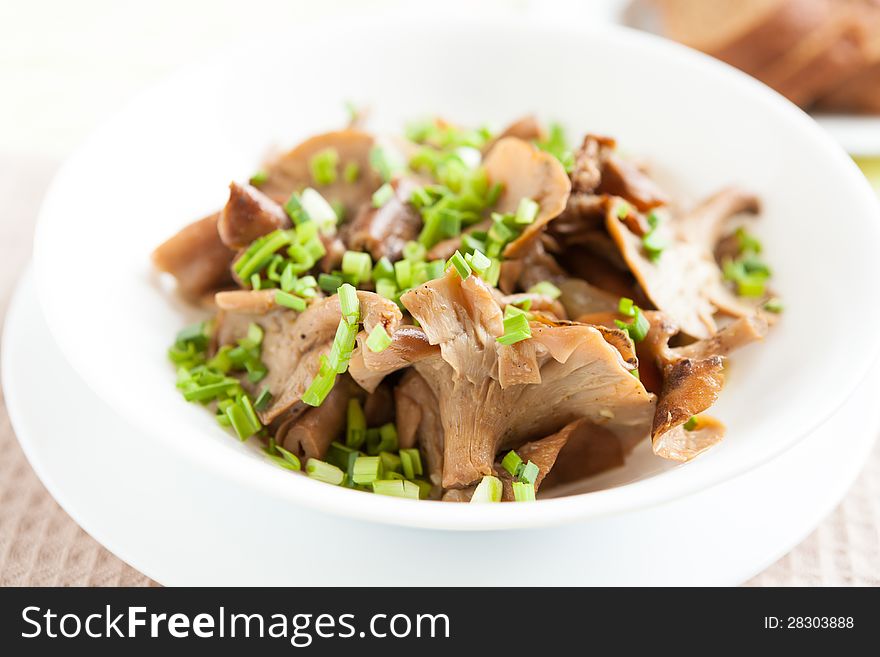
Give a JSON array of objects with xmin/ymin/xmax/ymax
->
[
  {"xmin": 372, "ymin": 256, "xmax": 395, "ymax": 281},
  {"xmin": 366, "ymin": 324, "xmax": 392, "ymax": 353},
  {"xmin": 411, "ymin": 479, "xmax": 432, "ymax": 500},
  {"xmin": 527, "ymin": 281, "xmax": 561, "ymax": 299},
  {"xmin": 367, "ymin": 422, "xmax": 398, "ymax": 455},
  {"xmin": 482, "ymin": 258, "xmax": 501, "ymax": 287},
  {"xmin": 514, "ymin": 197, "xmax": 539, "ymax": 225},
  {"xmin": 341, "ymin": 251, "xmax": 372, "ymax": 284},
  {"xmin": 497, "ymin": 312, "xmax": 531, "ymax": 345},
  {"xmin": 447, "ymin": 250, "xmax": 471, "ymax": 279},
  {"xmin": 763, "ymin": 297, "xmax": 784, "ymax": 313},
  {"xmin": 275, "ymin": 290, "xmax": 307, "ymax": 312},
  {"xmin": 684, "ymin": 416, "xmax": 699, "ymax": 431},
  {"xmin": 325, "ymin": 441, "xmax": 357, "ymax": 470},
  {"xmin": 305, "ymin": 458, "xmax": 345, "ymax": 485},
  {"xmin": 337, "ymin": 283, "xmax": 360, "ymax": 325},
  {"xmin": 369, "ymin": 145, "xmax": 405, "ymax": 182},
  {"xmin": 618, "ymin": 297, "xmax": 635, "ymax": 317},
  {"xmin": 300, "ymin": 188, "xmax": 338, "ymax": 232},
  {"xmin": 468, "ymin": 249, "xmax": 491, "ymax": 274},
  {"xmin": 615, "ymin": 307, "xmax": 650, "ymax": 343},
  {"xmin": 399, "ymin": 448, "xmax": 423, "ymax": 480},
  {"xmin": 254, "ymin": 388, "xmax": 273, "ymax": 412},
  {"xmin": 470, "ymin": 475, "xmax": 502, "ymax": 503},
  {"xmin": 372, "ymin": 182, "xmax": 394, "ymax": 208},
  {"xmin": 402, "ymin": 240, "xmax": 427, "ymax": 262},
  {"xmin": 379, "ymin": 451, "xmax": 402, "ymax": 474},
  {"xmin": 736, "ymin": 226, "xmax": 763, "ymax": 254},
  {"xmin": 318, "ymin": 272, "xmax": 344, "ymax": 293},
  {"xmin": 309, "ymin": 148, "xmax": 339, "ymax": 186},
  {"xmin": 371, "ymin": 479, "xmax": 420, "ymax": 499},
  {"xmin": 284, "ymin": 193, "xmax": 310, "ymax": 225},
  {"xmin": 519, "ymin": 461, "xmax": 540, "ymax": 485},
  {"xmin": 512, "ymin": 481, "xmax": 536, "ymax": 502},
  {"xmin": 327, "ymin": 320, "xmax": 358, "ymax": 373},
  {"xmin": 343, "ymin": 161, "xmax": 360, "ymax": 183},
  {"xmin": 352, "ymin": 456, "xmax": 382, "ymax": 485},
  {"xmin": 501, "ymin": 450, "xmax": 523, "ymax": 478},
  {"xmin": 226, "ymin": 398, "xmax": 260, "ymax": 440},
  {"xmin": 375, "ymin": 278, "xmax": 398, "ymax": 301},
  {"xmin": 302, "ymin": 356, "xmax": 337, "ymax": 407},
  {"xmin": 642, "ymin": 227, "xmax": 666, "ymax": 261},
  {"xmin": 346, "ymin": 398, "xmax": 367, "ymax": 449},
  {"xmin": 274, "ymin": 444, "xmax": 301, "ymax": 470},
  {"xmin": 394, "ymin": 259, "xmax": 413, "ymax": 289},
  {"xmin": 249, "ymin": 170, "xmax": 268, "ymax": 186}
]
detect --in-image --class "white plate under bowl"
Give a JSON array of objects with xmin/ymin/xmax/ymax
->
[
  {"xmin": 4, "ymin": 269, "xmax": 877, "ymax": 585},
  {"xmin": 33, "ymin": 14, "xmax": 880, "ymax": 530}
]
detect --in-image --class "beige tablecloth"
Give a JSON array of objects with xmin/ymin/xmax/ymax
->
[{"xmin": 0, "ymin": 156, "xmax": 878, "ymax": 587}]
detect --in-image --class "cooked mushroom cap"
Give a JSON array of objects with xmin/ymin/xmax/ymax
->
[
  {"xmin": 400, "ymin": 269, "xmax": 655, "ymax": 489},
  {"xmin": 276, "ymin": 377, "xmax": 361, "ymax": 460},
  {"xmin": 257, "ymin": 129, "xmax": 381, "ymax": 216},
  {"xmin": 395, "ymin": 369, "xmax": 444, "ymax": 489},
  {"xmin": 482, "ymin": 137, "xmax": 571, "ymax": 258},
  {"xmin": 344, "ymin": 178, "xmax": 422, "ymax": 261},
  {"xmin": 152, "ymin": 213, "xmax": 234, "ymax": 300},
  {"xmin": 214, "ymin": 290, "xmax": 401, "ymax": 424},
  {"xmin": 217, "ymin": 182, "xmax": 290, "ymax": 250}
]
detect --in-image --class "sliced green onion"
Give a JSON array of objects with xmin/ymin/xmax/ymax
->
[
  {"xmin": 226, "ymin": 397, "xmax": 261, "ymax": 440},
  {"xmin": 470, "ymin": 475, "xmax": 502, "ymax": 503},
  {"xmin": 528, "ymin": 281, "xmax": 561, "ymax": 300},
  {"xmin": 519, "ymin": 461, "xmax": 540, "ymax": 485},
  {"xmin": 763, "ymin": 297, "xmax": 784, "ymax": 313},
  {"xmin": 341, "ymin": 251, "xmax": 372, "ymax": 284},
  {"xmin": 447, "ymin": 250, "xmax": 471, "ymax": 280},
  {"xmin": 618, "ymin": 297, "xmax": 635, "ymax": 317},
  {"xmin": 501, "ymin": 450, "xmax": 523, "ymax": 477},
  {"xmin": 249, "ymin": 170, "xmax": 268, "ymax": 186},
  {"xmin": 512, "ymin": 481, "xmax": 536, "ymax": 502},
  {"xmin": 369, "ymin": 145, "xmax": 405, "ymax": 182},
  {"xmin": 337, "ymin": 283, "xmax": 360, "ymax": 325},
  {"xmin": 305, "ymin": 458, "xmax": 345, "ymax": 485},
  {"xmin": 343, "ymin": 161, "xmax": 360, "ymax": 183},
  {"xmin": 403, "ymin": 240, "xmax": 427, "ymax": 262},
  {"xmin": 514, "ymin": 197, "xmax": 539, "ymax": 225},
  {"xmin": 254, "ymin": 387, "xmax": 273, "ymax": 412},
  {"xmin": 273, "ymin": 443, "xmax": 301, "ymax": 470},
  {"xmin": 284, "ymin": 193, "xmax": 310, "ymax": 225},
  {"xmin": 372, "ymin": 256, "xmax": 395, "ymax": 281},
  {"xmin": 684, "ymin": 416, "xmax": 699, "ymax": 431},
  {"xmin": 399, "ymin": 448, "xmax": 423, "ymax": 480},
  {"xmin": 318, "ymin": 273, "xmax": 344, "ymax": 293},
  {"xmin": 328, "ymin": 320, "xmax": 358, "ymax": 373},
  {"xmin": 366, "ymin": 324, "xmax": 392, "ymax": 353},
  {"xmin": 615, "ymin": 307, "xmax": 650, "ymax": 343},
  {"xmin": 275, "ymin": 290, "xmax": 307, "ymax": 312},
  {"xmin": 482, "ymin": 258, "xmax": 501, "ymax": 287},
  {"xmin": 379, "ymin": 451, "xmax": 402, "ymax": 474},
  {"xmin": 302, "ymin": 356, "xmax": 337, "ymax": 407},
  {"xmin": 300, "ymin": 188, "xmax": 338, "ymax": 232},
  {"xmin": 497, "ymin": 312, "xmax": 531, "ymax": 345},
  {"xmin": 309, "ymin": 147, "xmax": 339, "ymax": 186},
  {"xmin": 468, "ymin": 249, "xmax": 491, "ymax": 274},
  {"xmin": 346, "ymin": 398, "xmax": 367, "ymax": 449},
  {"xmin": 736, "ymin": 227, "xmax": 763, "ymax": 254},
  {"xmin": 372, "ymin": 182, "xmax": 394, "ymax": 208},
  {"xmin": 326, "ymin": 441, "xmax": 357, "ymax": 471},
  {"xmin": 367, "ymin": 422, "xmax": 398, "ymax": 455},
  {"xmin": 375, "ymin": 278, "xmax": 398, "ymax": 301},
  {"xmin": 642, "ymin": 228, "xmax": 666, "ymax": 261},
  {"xmin": 394, "ymin": 259, "xmax": 412, "ymax": 289},
  {"xmin": 352, "ymin": 456, "xmax": 382, "ymax": 485},
  {"xmin": 371, "ymin": 479, "xmax": 420, "ymax": 499}
]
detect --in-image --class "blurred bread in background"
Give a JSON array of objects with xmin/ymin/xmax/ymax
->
[{"xmin": 632, "ymin": 0, "xmax": 880, "ymax": 113}]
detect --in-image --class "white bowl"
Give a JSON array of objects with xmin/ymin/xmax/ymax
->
[{"xmin": 33, "ymin": 13, "xmax": 880, "ymax": 531}]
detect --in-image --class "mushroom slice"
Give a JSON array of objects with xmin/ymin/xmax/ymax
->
[
  {"xmin": 395, "ymin": 370, "xmax": 444, "ymax": 489},
  {"xmin": 257, "ymin": 129, "xmax": 381, "ymax": 217},
  {"xmin": 215, "ymin": 289, "xmax": 277, "ymax": 314},
  {"xmin": 482, "ymin": 115, "xmax": 547, "ymax": 154},
  {"xmin": 597, "ymin": 154, "xmax": 669, "ymax": 212},
  {"xmin": 677, "ymin": 187, "xmax": 760, "ymax": 250},
  {"xmin": 152, "ymin": 213, "xmax": 234, "ymax": 301},
  {"xmin": 570, "ymin": 134, "xmax": 615, "ymax": 194},
  {"xmin": 642, "ymin": 311, "xmax": 768, "ymax": 461},
  {"xmin": 274, "ymin": 377, "xmax": 362, "ymax": 460},
  {"xmin": 345, "ymin": 178, "xmax": 422, "ymax": 261},
  {"xmin": 348, "ymin": 326, "xmax": 438, "ymax": 393},
  {"xmin": 497, "ymin": 420, "xmax": 575, "ymax": 500},
  {"xmin": 482, "ymin": 137, "xmax": 571, "ymax": 258},
  {"xmin": 214, "ymin": 290, "xmax": 401, "ymax": 424},
  {"xmin": 400, "ymin": 269, "xmax": 655, "ymax": 489},
  {"xmin": 217, "ymin": 182, "xmax": 290, "ymax": 250},
  {"xmin": 606, "ymin": 197, "xmax": 723, "ymax": 339}
]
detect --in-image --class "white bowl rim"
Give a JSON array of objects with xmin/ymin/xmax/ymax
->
[{"xmin": 32, "ymin": 12, "xmax": 880, "ymax": 531}]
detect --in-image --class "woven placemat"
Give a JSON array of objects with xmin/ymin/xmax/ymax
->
[{"xmin": 0, "ymin": 156, "xmax": 877, "ymax": 587}]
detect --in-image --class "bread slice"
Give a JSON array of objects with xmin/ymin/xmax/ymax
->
[
  {"xmin": 815, "ymin": 2, "xmax": 880, "ymax": 113},
  {"xmin": 651, "ymin": 0, "xmax": 833, "ymax": 73},
  {"xmin": 753, "ymin": 4, "xmax": 870, "ymax": 107}
]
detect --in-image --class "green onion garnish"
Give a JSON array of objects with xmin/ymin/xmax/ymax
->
[
  {"xmin": 308, "ymin": 147, "xmax": 339, "ymax": 186},
  {"xmin": 470, "ymin": 475, "xmax": 502, "ymax": 503},
  {"xmin": 346, "ymin": 398, "xmax": 367, "ymax": 449},
  {"xmin": 535, "ymin": 122, "xmax": 574, "ymax": 173},
  {"xmin": 273, "ymin": 444, "xmax": 301, "ymax": 471},
  {"xmin": 300, "ymin": 188, "xmax": 338, "ymax": 233},
  {"xmin": 305, "ymin": 458, "xmax": 345, "ymax": 485},
  {"xmin": 615, "ymin": 297, "xmax": 650, "ymax": 343},
  {"xmin": 369, "ymin": 145, "xmax": 405, "ymax": 182},
  {"xmin": 371, "ymin": 479, "xmax": 420, "ymax": 499},
  {"xmin": 337, "ymin": 283, "xmax": 360, "ymax": 325},
  {"xmin": 249, "ymin": 170, "xmax": 268, "ymax": 186},
  {"xmin": 343, "ymin": 161, "xmax": 360, "ymax": 183},
  {"xmin": 403, "ymin": 240, "xmax": 426, "ymax": 262},
  {"xmin": 318, "ymin": 272, "xmax": 344, "ymax": 293},
  {"xmin": 275, "ymin": 290, "xmax": 307, "ymax": 312},
  {"xmin": 512, "ymin": 481, "xmax": 536, "ymax": 502},
  {"xmin": 366, "ymin": 422, "xmax": 398, "ymax": 455},
  {"xmin": 394, "ymin": 259, "xmax": 413, "ymax": 289},
  {"xmin": 527, "ymin": 281, "xmax": 561, "ymax": 299},
  {"xmin": 351, "ymin": 456, "xmax": 382, "ymax": 485},
  {"xmin": 519, "ymin": 461, "xmax": 540, "ymax": 485},
  {"xmin": 301, "ymin": 356, "xmax": 337, "ymax": 407},
  {"xmin": 468, "ymin": 249, "xmax": 491, "ymax": 274},
  {"xmin": 399, "ymin": 448, "xmax": 423, "ymax": 480},
  {"xmin": 501, "ymin": 450, "xmax": 523, "ymax": 477},
  {"xmin": 447, "ymin": 250, "xmax": 471, "ymax": 280},
  {"xmin": 341, "ymin": 251, "xmax": 372, "ymax": 285},
  {"xmin": 366, "ymin": 324, "xmax": 392, "ymax": 353},
  {"xmin": 497, "ymin": 312, "xmax": 531, "ymax": 345},
  {"xmin": 372, "ymin": 182, "xmax": 394, "ymax": 208},
  {"xmin": 254, "ymin": 387, "xmax": 273, "ymax": 412},
  {"xmin": 372, "ymin": 256, "xmax": 395, "ymax": 281},
  {"xmin": 375, "ymin": 278, "xmax": 398, "ymax": 301},
  {"xmin": 683, "ymin": 416, "xmax": 698, "ymax": 431},
  {"xmin": 379, "ymin": 451, "xmax": 402, "ymax": 474},
  {"xmin": 763, "ymin": 297, "xmax": 784, "ymax": 313},
  {"xmin": 514, "ymin": 197, "xmax": 539, "ymax": 225}
]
